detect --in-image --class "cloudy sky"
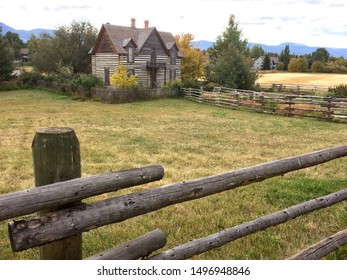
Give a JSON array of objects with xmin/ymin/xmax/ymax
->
[{"xmin": 1, "ymin": 0, "xmax": 347, "ymax": 48}]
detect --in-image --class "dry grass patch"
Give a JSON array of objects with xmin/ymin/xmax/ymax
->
[
  {"xmin": 257, "ymin": 72, "xmax": 347, "ymax": 86},
  {"xmin": 0, "ymin": 89, "xmax": 346, "ymax": 260}
]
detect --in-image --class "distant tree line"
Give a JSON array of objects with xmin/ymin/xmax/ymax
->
[{"xmin": 250, "ymin": 44, "xmax": 347, "ymax": 74}]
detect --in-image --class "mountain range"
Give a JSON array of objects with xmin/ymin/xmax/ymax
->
[
  {"xmin": 1, "ymin": 22, "xmax": 346, "ymax": 58},
  {"xmin": 0, "ymin": 22, "xmax": 54, "ymax": 41},
  {"xmin": 194, "ymin": 41, "xmax": 347, "ymax": 58}
]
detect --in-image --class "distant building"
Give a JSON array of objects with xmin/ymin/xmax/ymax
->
[
  {"xmin": 253, "ymin": 56, "xmax": 279, "ymax": 70},
  {"xmin": 19, "ymin": 48, "xmax": 29, "ymax": 63},
  {"xmin": 89, "ymin": 18, "xmax": 183, "ymax": 88}
]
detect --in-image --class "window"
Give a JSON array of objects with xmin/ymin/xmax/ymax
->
[
  {"xmin": 128, "ymin": 47, "xmax": 134, "ymax": 63},
  {"xmin": 170, "ymin": 69, "xmax": 176, "ymax": 81},
  {"xmin": 151, "ymin": 48, "xmax": 156, "ymax": 64},
  {"xmin": 128, "ymin": 69, "xmax": 135, "ymax": 77},
  {"xmin": 104, "ymin": 68, "xmax": 110, "ymax": 85},
  {"xmin": 170, "ymin": 48, "xmax": 177, "ymax": 65}
]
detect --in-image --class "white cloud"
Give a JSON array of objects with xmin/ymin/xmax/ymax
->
[{"xmin": 1, "ymin": 0, "xmax": 347, "ymax": 48}]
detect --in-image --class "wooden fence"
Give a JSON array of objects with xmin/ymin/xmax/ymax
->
[
  {"xmin": 0, "ymin": 128, "xmax": 347, "ymax": 259},
  {"xmin": 182, "ymin": 87, "xmax": 347, "ymax": 121},
  {"xmin": 259, "ymin": 83, "xmax": 335, "ymax": 94}
]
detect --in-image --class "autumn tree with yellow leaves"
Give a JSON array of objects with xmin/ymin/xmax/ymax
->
[{"xmin": 175, "ymin": 33, "xmax": 206, "ymax": 81}]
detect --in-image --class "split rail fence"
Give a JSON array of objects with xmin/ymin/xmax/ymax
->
[
  {"xmin": 182, "ymin": 87, "xmax": 347, "ymax": 121},
  {"xmin": 0, "ymin": 128, "xmax": 347, "ymax": 259},
  {"xmin": 258, "ymin": 83, "xmax": 335, "ymax": 94}
]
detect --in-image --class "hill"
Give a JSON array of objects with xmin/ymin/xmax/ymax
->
[
  {"xmin": 0, "ymin": 22, "xmax": 54, "ymax": 42},
  {"xmin": 193, "ymin": 40, "xmax": 347, "ymax": 58}
]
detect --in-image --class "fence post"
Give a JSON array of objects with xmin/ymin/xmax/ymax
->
[
  {"xmin": 326, "ymin": 98, "xmax": 332, "ymax": 120},
  {"xmin": 32, "ymin": 127, "xmax": 82, "ymax": 260}
]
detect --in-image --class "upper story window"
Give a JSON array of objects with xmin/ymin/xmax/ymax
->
[
  {"xmin": 128, "ymin": 47, "xmax": 134, "ymax": 63},
  {"xmin": 170, "ymin": 48, "xmax": 177, "ymax": 65},
  {"xmin": 151, "ymin": 48, "xmax": 157, "ymax": 64}
]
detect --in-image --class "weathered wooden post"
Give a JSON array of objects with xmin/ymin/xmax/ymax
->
[{"xmin": 32, "ymin": 127, "xmax": 82, "ymax": 260}]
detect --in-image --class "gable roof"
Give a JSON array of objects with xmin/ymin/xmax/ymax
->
[{"xmin": 90, "ymin": 23, "xmax": 182, "ymax": 57}]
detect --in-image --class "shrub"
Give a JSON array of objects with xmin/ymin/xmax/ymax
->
[
  {"xmin": 110, "ymin": 64, "xmax": 137, "ymax": 89},
  {"xmin": 72, "ymin": 74, "xmax": 103, "ymax": 92},
  {"xmin": 330, "ymin": 84, "xmax": 347, "ymax": 98},
  {"xmin": 203, "ymin": 82, "xmax": 220, "ymax": 92},
  {"xmin": 0, "ymin": 80, "xmax": 20, "ymax": 91},
  {"xmin": 19, "ymin": 71, "xmax": 45, "ymax": 87},
  {"xmin": 165, "ymin": 80, "xmax": 182, "ymax": 90}
]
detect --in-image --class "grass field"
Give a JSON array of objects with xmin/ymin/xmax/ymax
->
[
  {"xmin": 0, "ymin": 89, "xmax": 346, "ymax": 260},
  {"xmin": 257, "ymin": 72, "xmax": 347, "ymax": 86}
]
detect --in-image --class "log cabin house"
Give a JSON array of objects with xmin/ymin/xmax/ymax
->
[{"xmin": 89, "ymin": 18, "xmax": 182, "ymax": 88}]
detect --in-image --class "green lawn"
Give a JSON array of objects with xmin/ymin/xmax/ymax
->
[{"xmin": 0, "ymin": 89, "xmax": 346, "ymax": 260}]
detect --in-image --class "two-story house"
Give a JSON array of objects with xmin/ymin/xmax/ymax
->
[{"xmin": 89, "ymin": 18, "xmax": 182, "ymax": 88}]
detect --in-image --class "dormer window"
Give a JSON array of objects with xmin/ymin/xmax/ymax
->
[
  {"xmin": 128, "ymin": 47, "xmax": 134, "ymax": 63},
  {"xmin": 170, "ymin": 48, "xmax": 177, "ymax": 65}
]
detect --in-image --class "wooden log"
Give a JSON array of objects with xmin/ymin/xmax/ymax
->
[
  {"xmin": 0, "ymin": 164, "xmax": 164, "ymax": 222},
  {"xmin": 86, "ymin": 229, "xmax": 166, "ymax": 260},
  {"xmin": 32, "ymin": 127, "xmax": 82, "ymax": 260},
  {"xmin": 148, "ymin": 188, "xmax": 347, "ymax": 260},
  {"xmin": 288, "ymin": 229, "xmax": 347, "ymax": 260},
  {"xmin": 8, "ymin": 145, "xmax": 347, "ymax": 252}
]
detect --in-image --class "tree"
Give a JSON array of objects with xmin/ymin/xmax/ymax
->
[
  {"xmin": 311, "ymin": 48, "xmax": 329, "ymax": 64},
  {"xmin": 311, "ymin": 60, "xmax": 325, "ymax": 73},
  {"xmin": 30, "ymin": 20, "xmax": 98, "ymax": 74},
  {"xmin": 3, "ymin": 31, "xmax": 24, "ymax": 60},
  {"xmin": 288, "ymin": 57, "xmax": 308, "ymax": 72},
  {"xmin": 277, "ymin": 61, "xmax": 285, "ymax": 71},
  {"xmin": 206, "ymin": 15, "xmax": 257, "ymax": 89},
  {"xmin": 53, "ymin": 21, "xmax": 98, "ymax": 73},
  {"xmin": 175, "ymin": 33, "xmax": 206, "ymax": 81},
  {"xmin": 279, "ymin": 44, "xmax": 290, "ymax": 71},
  {"xmin": 261, "ymin": 54, "xmax": 271, "ymax": 70},
  {"xmin": 250, "ymin": 45, "xmax": 265, "ymax": 58},
  {"xmin": 30, "ymin": 33, "xmax": 58, "ymax": 73},
  {"xmin": 0, "ymin": 28, "xmax": 15, "ymax": 81},
  {"xmin": 110, "ymin": 64, "xmax": 137, "ymax": 89}
]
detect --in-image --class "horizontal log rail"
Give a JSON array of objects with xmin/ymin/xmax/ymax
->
[
  {"xmin": 86, "ymin": 229, "xmax": 166, "ymax": 260},
  {"xmin": 288, "ymin": 228, "xmax": 347, "ymax": 260},
  {"xmin": 0, "ymin": 164, "xmax": 164, "ymax": 222},
  {"xmin": 148, "ymin": 188, "xmax": 347, "ymax": 260},
  {"xmin": 182, "ymin": 88, "xmax": 347, "ymax": 121},
  {"xmin": 8, "ymin": 145, "xmax": 347, "ymax": 251}
]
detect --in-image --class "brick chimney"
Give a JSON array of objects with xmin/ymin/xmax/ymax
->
[
  {"xmin": 144, "ymin": 20, "xmax": 149, "ymax": 28},
  {"xmin": 131, "ymin": 18, "xmax": 136, "ymax": 28}
]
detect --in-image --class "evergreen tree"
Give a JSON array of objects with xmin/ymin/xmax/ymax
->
[
  {"xmin": 206, "ymin": 15, "xmax": 257, "ymax": 89},
  {"xmin": 279, "ymin": 44, "xmax": 290, "ymax": 71},
  {"xmin": 250, "ymin": 45, "xmax": 265, "ymax": 58},
  {"xmin": 0, "ymin": 28, "xmax": 15, "ymax": 81},
  {"xmin": 261, "ymin": 54, "xmax": 271, "ymax": 70}
]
